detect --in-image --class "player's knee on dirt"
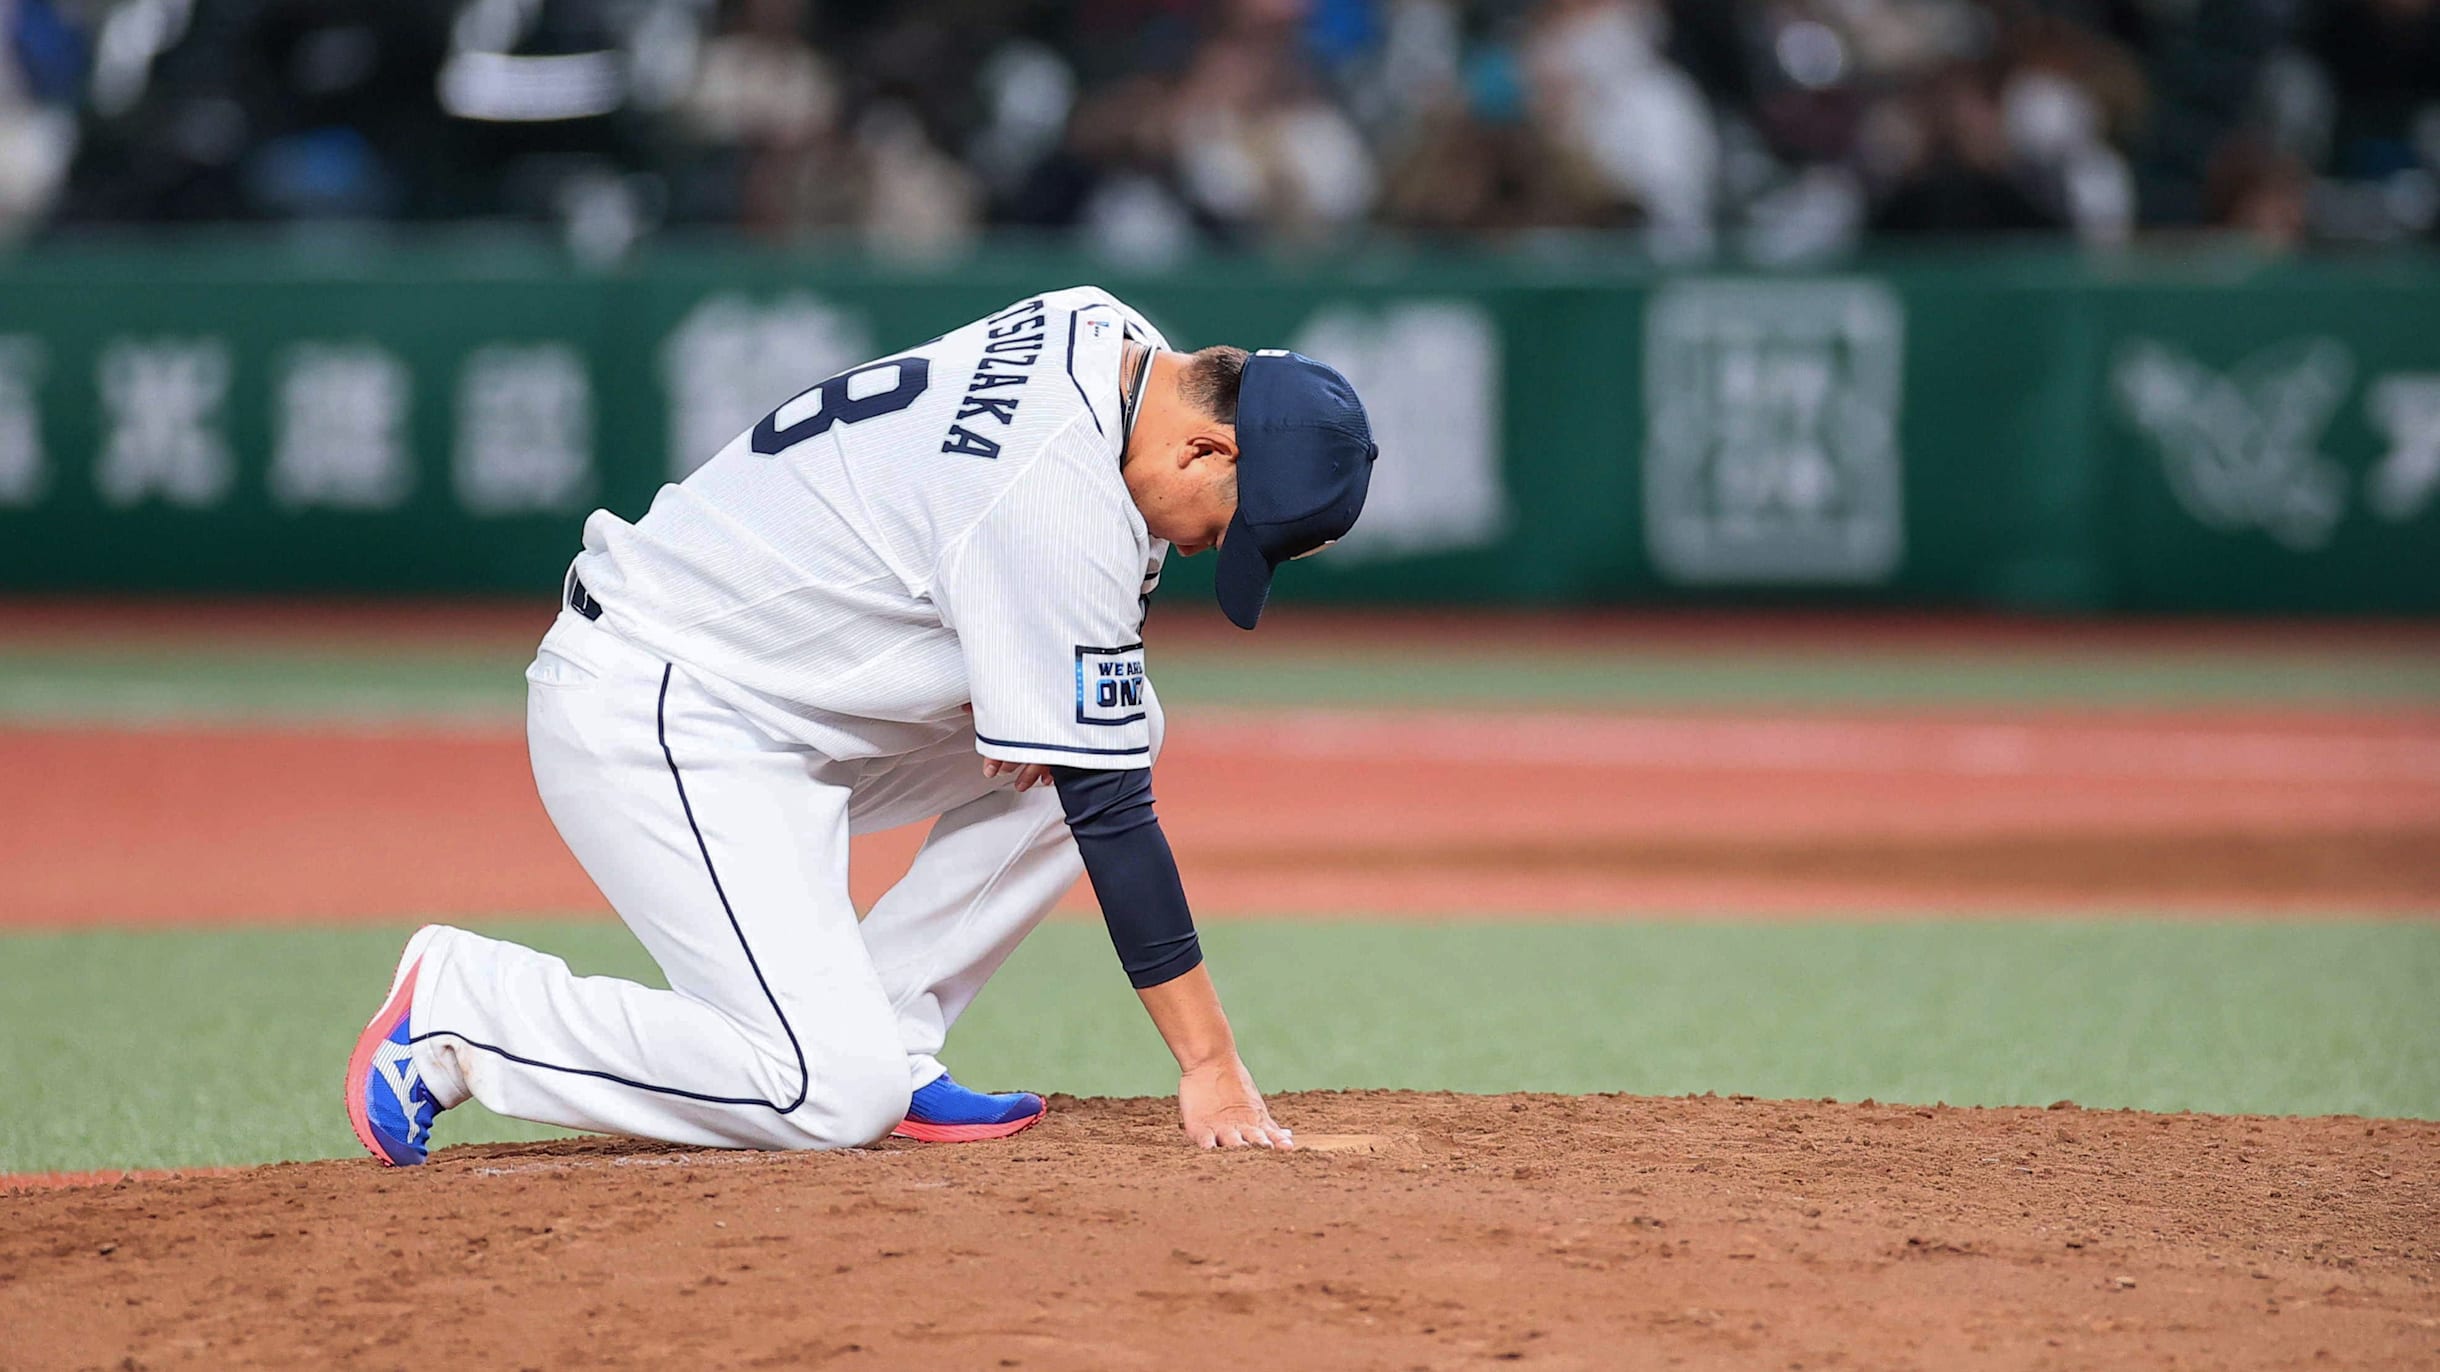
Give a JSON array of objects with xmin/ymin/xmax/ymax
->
[{"xmin": 798, "ymin": 1049, "xmax": 911, "ymax": 1149}]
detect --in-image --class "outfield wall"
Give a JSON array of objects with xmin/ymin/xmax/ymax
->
[{"xmin": 0, "ymin": 246, "xmax": 2433, "ymax": 611}]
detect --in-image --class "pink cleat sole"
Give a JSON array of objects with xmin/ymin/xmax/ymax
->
[
  {"xmin": 890, "ymin": 1107, "xmax": 1047, "ymax": 1143},
  {"xmin": 343, "ymin": 925, "xmax": 440, "ymax": 1167}
]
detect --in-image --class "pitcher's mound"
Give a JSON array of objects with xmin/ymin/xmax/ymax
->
[{"xmin": 4, "ymin": 1091, "xmax": 2434, "ymax": 1369}]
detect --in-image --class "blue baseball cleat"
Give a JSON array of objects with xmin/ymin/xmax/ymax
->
[
  {"xmin": 892, "ymin": 1073, "xmax": 1046, "ymax": 1143},
  {"xmin": 345, "ymin": 925, "xmax": 447, "ymax": 1166}
]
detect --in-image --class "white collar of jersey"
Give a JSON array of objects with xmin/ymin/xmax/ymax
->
[{"xmin": 1119, "ymin": 332, "xmax": 1158, "ymax": 456}]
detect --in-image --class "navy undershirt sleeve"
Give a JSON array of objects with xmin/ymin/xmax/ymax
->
[{"xmin": 1048, "ymin": 766, "xmax": 1203, "ymax": 989}]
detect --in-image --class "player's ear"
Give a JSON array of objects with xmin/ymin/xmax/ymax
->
[{"xmin": 1186, "ymin": 428, "xmax": 1239, "ymax": 467}]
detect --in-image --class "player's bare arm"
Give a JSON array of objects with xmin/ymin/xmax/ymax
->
[{"xmin": 1141, "ymin": 966, "xmax": 1293, "ymax": 1149}]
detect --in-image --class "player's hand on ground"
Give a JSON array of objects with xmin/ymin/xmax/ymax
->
[
  {"xmin": 1179, "ymin": 1055, "xmax": 1295, "ymax": 1150},
  {"xmin": 981, "ymin": 759, "xmax": 1054, "ymax": 792}
]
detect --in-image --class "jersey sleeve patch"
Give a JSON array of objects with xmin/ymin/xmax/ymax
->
[{"xmin": 1074, "ymin": 643, "xmax": 1148, "ymax": 726}]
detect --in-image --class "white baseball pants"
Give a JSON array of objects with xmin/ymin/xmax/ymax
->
[{"xmin": 405, "ymin": 609, "xmax": 1084, "ymax": 1149}]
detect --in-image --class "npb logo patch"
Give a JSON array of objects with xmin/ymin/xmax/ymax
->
[{"xmin": 1075, "ymin": 643, "xmax": 1148, "ymax": 726}]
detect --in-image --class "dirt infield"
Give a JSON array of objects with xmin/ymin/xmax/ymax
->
[
  {"xmin": 5, "ymin": 703, "xmax": 2434, "ymax": 927},
  {"xmin": 5, "ymin": 600, "xmax": 2435, "ymax": 924},
  {"xmin": 4, "ymin": 1093, "xmax": 2434, "ymax": 1370}
]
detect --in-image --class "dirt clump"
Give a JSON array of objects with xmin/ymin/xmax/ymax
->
[{"xmin": 5, "ymin": 1092, "xmax": 2435, "ymax": 1369}]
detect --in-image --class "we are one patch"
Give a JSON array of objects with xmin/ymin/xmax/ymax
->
[{"xmin": 1074, "ymin": 643, "xmax": 1147, "ymax": 726}]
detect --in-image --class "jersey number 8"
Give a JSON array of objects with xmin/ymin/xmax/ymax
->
[{"xmin": 751, "ymin": 357, "xmax": 932, "ymax": 456}]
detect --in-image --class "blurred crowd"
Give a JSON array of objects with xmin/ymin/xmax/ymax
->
[{"xmin": 3, "ymin": 0, "xmax": 2437, "ymax": 261}]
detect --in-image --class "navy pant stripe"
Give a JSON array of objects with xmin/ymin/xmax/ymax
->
[{"xmin": 411, "ymin": 662, "xmax": 812, "ymax": 1116}]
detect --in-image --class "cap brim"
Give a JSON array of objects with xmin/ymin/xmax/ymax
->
[{"xmin": 1212, "ymin": 507, "xmax": 1273, "ymax": 630}]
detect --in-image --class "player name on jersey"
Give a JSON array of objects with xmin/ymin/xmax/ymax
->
[{"xmin": 942, "ymin": 298, "xmax": 1052, "ymax": 460}]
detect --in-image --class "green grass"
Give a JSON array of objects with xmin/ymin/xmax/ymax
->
[
  {"xmin": 4, "ymin": 918, "xmax": 2434, "ymax": 1173},
  {"xmin": 4, "ymin": 640, "xmax": 2437, "ymax": 724},
  {"xmin": 0, "ymin": 647, "xmax": 530, "ymax": 724}
]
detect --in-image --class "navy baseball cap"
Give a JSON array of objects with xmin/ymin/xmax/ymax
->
[{"xmin": 1213, "ymin": 350, "xmax": 1378, "ymax": 630}]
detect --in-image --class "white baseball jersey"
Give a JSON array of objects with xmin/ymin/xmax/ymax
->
[{"xmin": 572, "ymin": 286, "xmax": 1173, "ymax": 770}]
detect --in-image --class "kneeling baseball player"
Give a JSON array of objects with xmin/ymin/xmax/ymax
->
[{"xmin": 346, "ymin": 287, "xmax": 1375, "ymax": 1161}]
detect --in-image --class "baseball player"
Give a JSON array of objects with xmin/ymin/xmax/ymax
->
[{"xmin": 345, "ymin": 286, "xmax": 1375, "ymax": 1163}]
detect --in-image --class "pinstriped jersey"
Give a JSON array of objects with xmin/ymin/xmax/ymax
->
[{"xmin": 571, "ymin": 286, "xmax": 1172, "ymax": 769}]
